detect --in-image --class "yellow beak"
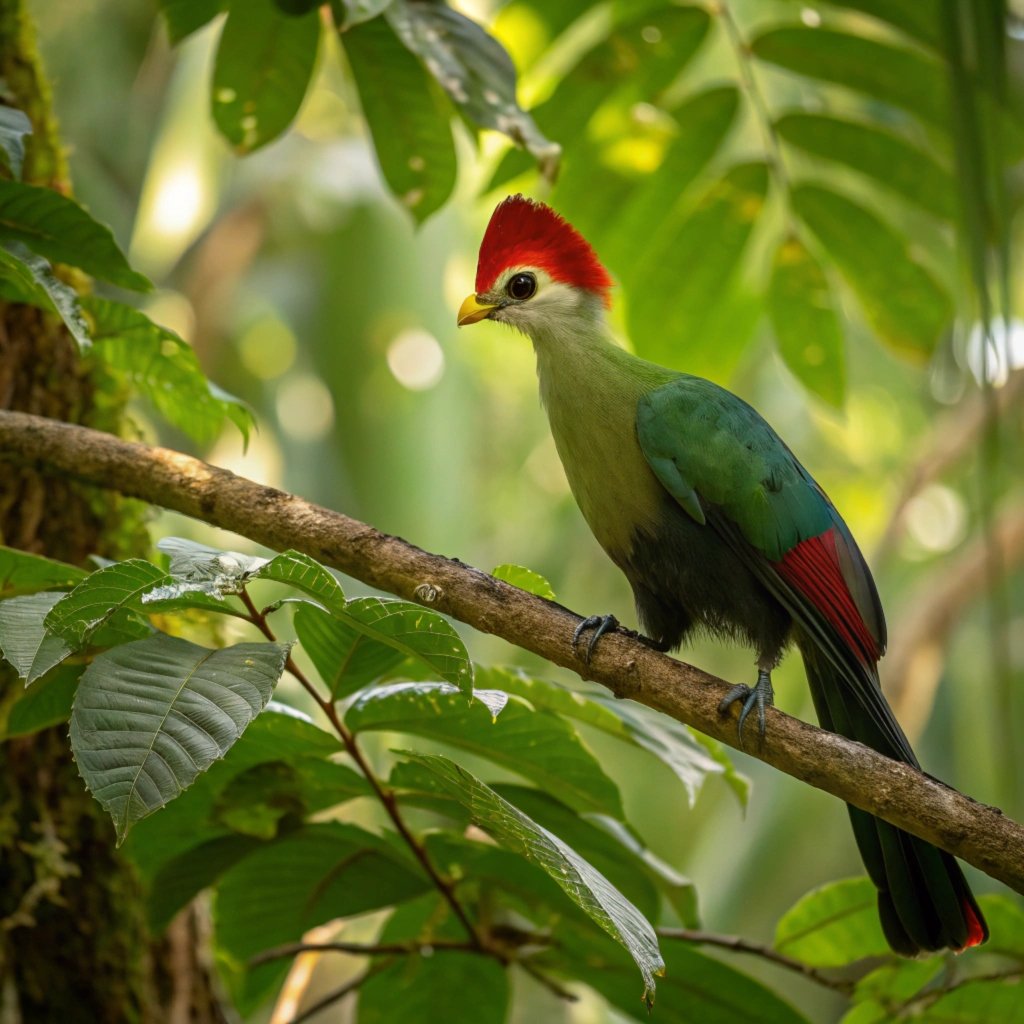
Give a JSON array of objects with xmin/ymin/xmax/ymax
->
[{"xmin": 457, "ymin": 294, "xmax": 496, "ymax": 326}]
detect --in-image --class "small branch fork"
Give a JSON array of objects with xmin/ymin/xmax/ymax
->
[
  {"xmin": 237, "ymin": 588, "xmax": 574, "ymax": 1014},
  {"xmin": 1, "ymin": 412, "xmax": 1022, "ymax": 895}
]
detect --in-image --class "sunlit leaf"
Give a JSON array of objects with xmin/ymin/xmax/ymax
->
[
  {"xmin": 768, "ymin": 236, "xmax": 846, "ymax": 407},
  {"xmin": 343, "ymin": 14, "xmax": 457, "ymax": 223},
  {"xmin": 0, "ymin": 180, "xmax": 148, "ymax": 289},
  {"xmin": 0, "ymin": 592, "xmax": 74, "ymax": 683},
  {"xmin": 70, "ymin": 633, "xmax": 290, "ymax": 842},
  {"xmin": 628, "ymin": 163, "xmax": 769, "ymax": 373},
  {"xmin": 792, "ymin": 184, "xmax": 952, "ymax": 359},
  {"xmin": 292, "ymin": 601, "xmax": 404, "ymax": 698},
  {"xmin": 350, "ymin": 681, "xmax": 622, "ymax": 816},
  {"xmin": 0, "ymin": 545, "xmax": 85, "ymax": 599},
  {"xmin": 87, "ymin": 298, "xmax": 254, "ymax": 445},
  {"xmin": 402, "ymin": 751, "xmax": 664, "ymax": 1002},
  {"xmin": 0, "ymin": 244, "xmax": 92, "ymax": 350},
  {"xmin": 158, "ymin": 0, "xmax": 227, "ymax": 43},
  {"xmin": 387, "ymin": 1, "xmax": 558, "ymax": 178},
  {"xmin": 215, "ymin": 822, "xmax": 430, "ymax": 1012},
  {"xmin": 775, "ymin": 114, "xmax": 955, "ymax": 220},
  {"xmin": 751, "ymin": 27, "xmax": 947, "ymax": 128},
  {"xmin": 774, "ymin": 877, "xmax": 890, "ymax": 966},
  {"xmin": 491, "ymin": 563, "xmax": 555, "ymax": 600},
  {"xmin": 211, "ymin": 0, "xmax": 321, "ymax": 154},
  {"xmin": 0, "ymin": 104, "xmax": 32, "ymax": 179},
  {"xmin": 3, "ymin": 665, "xmax": 80, "ymax": 739}
]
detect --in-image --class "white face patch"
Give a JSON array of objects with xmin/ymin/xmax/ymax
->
[{"xmin": 482, "ymin": 267, "xmax": 597, "ymax": 343}]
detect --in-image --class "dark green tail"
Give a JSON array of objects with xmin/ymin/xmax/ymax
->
[{"xmin": 801, "ymin": 645, "xmax": 988, "ymax": 954}]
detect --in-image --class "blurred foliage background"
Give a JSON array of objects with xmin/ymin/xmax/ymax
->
[{"xmin": 26, "ymin": 0, "xmax": 1023, "ymax": 1018}]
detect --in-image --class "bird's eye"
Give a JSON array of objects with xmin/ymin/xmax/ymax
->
[{"xmin": 506, "ymin": 272, "xmax": 537, "ymax": 301}]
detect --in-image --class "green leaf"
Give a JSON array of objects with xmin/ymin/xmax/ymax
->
[
  {"xmin": 774, "ymin": 877, "xmax": 890, "ymax": 967},
  {"xmin": 123, "ymin": 703, "xmax": 343, "ymax": 878},
  {"xmin": 492, "ymin": 669, "xmax": 745, "ymax": 809},
  {"xmin": 976, "ymin": 894, "xmax": 1024, "ymax": 957},
  {"xmin": 214, "ymin": 822, "xmax": 430, "ymax": 1012},
  {"xmin": 359, "ymin": 952, "xmax": 509, "ymax": 1024},
  {"xmin": 917, "ymin": 978, "xmax": 1024, "ymax": 1022},
  {"xmin": 69, "ymin": 633, "xmax": 290, "ymax": 842},
  {"xmin": 751, "ymin": 28, "xmax": 947, "ymax": 128},
  {"xmin": 0, "ymin": 243, "xmax": 92, "ymax": 350},
  {"xmin": 86, "ymin": 297, "xmax": 254, "ymax": 445},
  {"xmin": 628, "ymin": 163, "xmax": 769, "ymax": 373},
  {"xmin": 0, "ymin": 545, "xmax": 85, "ymax": 599},
  {"xmin": 343, "ymin": 14, "xmax": 456, "ymax": 223},
  {"xmin": 778, "ymin": 0, "xmax": 942, "ymax": 51},
  {"xmin": 385, "ymin": 0, "xmax": 558, "ymax": 178},
  {"xmin": 334, "ymin": 598, "xmax": 473, "ymax": 696},
  {"xmin": 350, "ymin": 681, "xmax": 623, "ymax": 817},
  {"xmin": 775, "ymin": 113, "xmax": 956, "ymax": 220},
  {"xmin": 4, "ymin": 664, "xmax": 80, "ymax": 739},
  {"xmin": 0, "ymin": 592, "xmax": 74, "ymax": 683},
  {"xmin": 491, "ymin": 563, "xmax": 556, "ymax": 600},
  {"xmin": 792, "ymin": 184, "xmax": 952, "ymax": 359},
  {"xmin": 293, "ymin": 601, "xmax": 404, "ymax": 698},
  {"xmin": 768, "ymin": 236, "xmax": 846, "ymax": 408},
  {"xmin": 45, "ymin": 559, "xmax": 166, "ymax": 644},
  {"xmin": 0, "ymin": 180, "xmax": 149, "ymax": 290},
  {"xmin": 250, "ymin": 550, "xmax": 348, "ymax": 613},
  {"xmin": 336, "ymin": 0, "xmax": 392, "ymax": 27},
  {"xmin": 580, "ymin": 937, "xmax": 811, "ymax": 1024},
  {"xmin": 0, "ymin": 104, "xmax": 32, "ymax": 179},
  {"xmin": 158, "ymin": 0, "xmax": 227, "ymax": 43},
  {"xmin": 211, "ymin": 0, "xmax": 321, "ymax": 154},
  {"xmin": 404, "ymin": 752, "xmax": 664, "ymax": 1002},
  {"xmin": 273, "ymin": 0, "xmax": 319, "ymax": 14},
  {"xmin": 853, "ymin": 958, "xmax": 943, "ymax": 1006}
]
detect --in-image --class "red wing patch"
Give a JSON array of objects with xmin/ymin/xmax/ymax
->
[
  {"xmin": 777, "ymin": 527, "xmax": 880, "ymax": 665},
  {"xmin": 961, "ymin": 899, "xmax": 989, "ymax": 949}
]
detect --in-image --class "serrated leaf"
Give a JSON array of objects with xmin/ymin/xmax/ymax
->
[
  {"xmin": 158, "ymin": 0, "xmax": 227, "ymax": 43},
  {"xmin": 0, "ymin": 243, "xmax": 92, "ymax": 350},
  {"xmin": 211, "ymin": 0, "xmax": 320, "ymax": 154},
  {"xmin": 250, "ymin": 550, "xmax": 347, "ymax": 614},
  {"xmin": 0, "ymin": 592, "xmax": 74, "ymax": 683},
  {"xmin": 751, "ymin": 27, "xmax": 947, "ymax": 128},
  {"xmin": 350, "ymin": 681, "xmax": 622, "ymax": 816},
  {"xmin": 0, "ymin": 545, "xmax": 85, "ymax": 599},
  {"xmin": 917, "ymin": 978, "xmax": 1024, "ymax": 1022},
  {"xmin": 768, "ymin": 236, "xmax": 846, "ymax": 408},
  {"xmin": 336, "ymin": 598, "xmax": 472, "ymax": 695},
  {"xmin": 386, "ymin": 0, "xmax": 558, "ymax": 178},
  {"xmin": 0, "ymin": 104, "xmax": 32, "ymax": 179},
  {"xmin": 403, "ymin": 751, "xmax": 664, "ymax": 1002},
  {"xmin": 70, "ymin": 633, "xmax": 290, "ymax": 842},
  {"xmin": 45, "ymin": 559, "xmax": 166, "ymax": 645},
  {"xmin": 343, "ymin": 13, "xmax": 456, "ymax": 223},
  {"xmin": 775, "ymin": 113, "xmax": 956, "ymax": 220},
  {"xmin": 214, "ymin": 822, "xmax": 430, "ymax": 1012},
  {"xmin": 292, "ymin": 601, "xmax": 404, "ymax": 698},
  {"xmin": 3, "ymin": 664, "xmax": 80, "ymax": 739},
  {"xmin": 774, "ymin": 877, "xmax": 890, "ymax": 966},
  {"xmin": 793, "ymin": 184, "xmax": 952, "ymax": 359},
  {"xmin": 628, "ymin": 163, "xmax": 769, "ymax": 374},
  {"xmin": 86, "ymin": 297, "xmax": 253, "ymax": 445},
  {"xmin": 0, "ymin": 180, "xmax": 148, "ymax": 290},
  {"xmin": 491, "ymin": 563, "xmax": 555, "ymax": 600}
]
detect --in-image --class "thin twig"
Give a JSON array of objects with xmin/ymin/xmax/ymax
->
[
  {"xmin": 517, "ymin": 960, "xmax": 579, "ymax": 1003},
  {"xmin": 287, "ymin": 960, "xmax": 391, "ymax": 1024},
  {"xmin": 252, "ymin": 939, "xmax": 478, "ymax": 966},
  {"xmin": 658, "ymin": 928, "xmax": 858, "ymax": 995},
  {"xmin": 239, "ymin": 586, "xmax": 486, "ymax": 951}
]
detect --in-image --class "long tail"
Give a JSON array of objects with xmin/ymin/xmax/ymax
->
[{"xmin": 800, "ymin": 643, "xmax": 988, "ymax": 955}]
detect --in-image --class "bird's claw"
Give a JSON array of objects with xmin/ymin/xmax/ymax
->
[
  {"xmin": 572, "ymin": 614, "xmax": 619, "ymax": 663},
  {"xmin": 718, "ymin": 669, "xmax": 775, "ymax": 746}
]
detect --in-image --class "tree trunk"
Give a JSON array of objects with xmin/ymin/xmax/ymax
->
[{"xmin": 0, "ymin": 3, "xmax": 223, "ymax": 1020}]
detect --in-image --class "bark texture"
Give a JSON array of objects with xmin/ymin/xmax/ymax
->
[{"xmin": 1, "ymin": 409, "xmax": 1020, "ymax": 896}]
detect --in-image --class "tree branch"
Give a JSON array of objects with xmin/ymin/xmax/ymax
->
[{"xmin": 2, "ymin": 410, "xmax": 1021, "ymax": 894}]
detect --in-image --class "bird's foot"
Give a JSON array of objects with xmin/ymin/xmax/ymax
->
[
  {"xmin": 572, "ymin": 614, "xmax": 619, "ymax": 663},
  {"xmin": 617, "ymin": 626, "xmax": 671, "ymax": 653},
  {"xmin": 718, "ymin": 669, "xmax": 775, "ymax": 746}
]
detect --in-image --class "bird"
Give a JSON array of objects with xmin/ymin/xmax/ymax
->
[{"xmin": 457, "ymin": 194, "xmax": 988, "ymax": 956}]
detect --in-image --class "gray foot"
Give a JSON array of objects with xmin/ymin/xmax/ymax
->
[
  {"xmin": 719, "ymin": 669, "xmax": 775, "ymax": 745},
  {"xmin": 572, "ymin": 614, "xmax": 619, "ymax": 663}
]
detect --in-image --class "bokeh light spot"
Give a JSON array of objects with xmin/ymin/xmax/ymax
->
[
  {"xmin": 387, "ymin": 329, "xmax": 445, "ymax": 391},
  {"xmin": 276, "ymin": 372, "xmax": 335, "ymax": 441}
]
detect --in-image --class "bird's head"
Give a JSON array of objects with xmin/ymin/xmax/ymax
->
[{"xmin": 457, "ymin": 195, "xmax": 613, "ymax": 342}]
